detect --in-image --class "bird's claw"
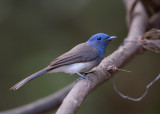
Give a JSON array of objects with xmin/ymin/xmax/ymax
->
[
  {"xmin": 84, "ymin": 71, "xmax": 94, "ymax": 75},
  {"xmin": 76, "ymin": 76, "xmax": 92, "ymax": 83}
]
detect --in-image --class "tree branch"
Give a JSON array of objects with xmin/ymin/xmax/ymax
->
[
  {"xmin": 56, "ymin": 1, "xmax": 149, "ymax": 114},
  {"xmin": 1, "ymin": 83, "xmax": 74, "ymax": 114}
]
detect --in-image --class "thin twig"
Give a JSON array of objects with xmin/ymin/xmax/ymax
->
[{"xmin": 112, "ymin": 74, "xmax": 160, "ymax": 101}]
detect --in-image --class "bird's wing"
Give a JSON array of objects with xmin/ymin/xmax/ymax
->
[{"xmin": 49, "ymin": 43, "xmax": 99, "ymax": 69}]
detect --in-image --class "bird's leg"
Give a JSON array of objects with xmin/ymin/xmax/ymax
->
[{"xmin": 76, "ymin": 72, "xmax": 92, "ymax": 82}]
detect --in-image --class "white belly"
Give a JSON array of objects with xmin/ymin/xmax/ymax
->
[{"xmin": 49, "ymin": 62, "xmax": 96, "ymax": 74}]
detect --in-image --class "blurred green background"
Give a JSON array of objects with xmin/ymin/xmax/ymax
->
[{"xmin": 0, "ymin": 0, "xmax": 160, "ymax": 114}]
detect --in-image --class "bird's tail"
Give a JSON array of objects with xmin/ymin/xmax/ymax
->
[{"xmin": 10, "ymin": 68, "xmax": 49, "ymax": 90}]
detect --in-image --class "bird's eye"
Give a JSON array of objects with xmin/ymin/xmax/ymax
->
[{"xmin": 97, "ymin": 37, "xmax": 101, "ymax": 40}]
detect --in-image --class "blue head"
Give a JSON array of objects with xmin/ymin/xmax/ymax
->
[{"xmin": 87, "ymin": 33, "xmax": 116, "ymax": 54}]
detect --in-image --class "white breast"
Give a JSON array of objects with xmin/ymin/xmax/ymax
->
[{"xmin": 49, "ymin": 61, "xmax": 97, "ymax": 74}]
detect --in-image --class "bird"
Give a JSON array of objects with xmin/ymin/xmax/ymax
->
[{"xmin": 10, "ymin": 33, "xmax": 117, "ymax": 90}]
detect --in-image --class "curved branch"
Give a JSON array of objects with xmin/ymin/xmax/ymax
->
[
  {"xmin": 56, "ymin": 1, "xmax": 149, "ymax": 114},
  {"xmin": 1, "ymin": 83, "xmax": 74, "ymax": 114}
]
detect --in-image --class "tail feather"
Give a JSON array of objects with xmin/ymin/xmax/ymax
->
[{"xmin": 10, "ymin": 68, "xmax": 49, "ymax": 90}]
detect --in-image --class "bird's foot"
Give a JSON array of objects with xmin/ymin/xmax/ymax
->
[
  {"xmin": 83, "ymin": 71, "xmax": 94, "ymax": 75},
  {"xmin": 76, "ymin": 72, "xmax": 92, "ymax": 82},
  {"xmin": 76, "ymin": 77, "xmax": 92, "ymax": 82}
]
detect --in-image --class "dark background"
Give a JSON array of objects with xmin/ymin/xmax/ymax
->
[{"xmin": 0, "ymin": 0, "xmax": 160, "ymax": 114}]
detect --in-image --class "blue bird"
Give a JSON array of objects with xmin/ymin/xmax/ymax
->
[{"xmin": 10, "ymin": 33, "xmax": 116, "ymax": 90}]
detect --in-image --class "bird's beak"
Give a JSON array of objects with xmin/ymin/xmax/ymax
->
[{"xmin": 107, "ymin": 36, "xmax": 117, "ymax": 40}]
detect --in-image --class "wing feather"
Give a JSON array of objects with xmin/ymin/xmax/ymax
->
[{"xmin": 49, "ymin": 43, "xmax": 99, "ymax": 69}]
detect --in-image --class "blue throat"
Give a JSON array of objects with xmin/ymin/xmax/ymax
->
[{"xmin": 87, "ymin": 41, "xmax": 107, "ymax": 55}]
